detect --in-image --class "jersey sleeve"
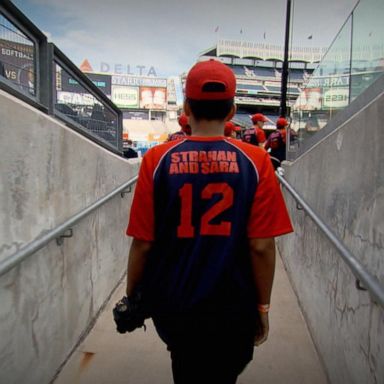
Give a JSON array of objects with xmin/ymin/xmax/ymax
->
[
  {"xmin": 126, "ymin": 152, "xmax": 155, "ymax": 241},
  {"xmin": 247, "ymin": 152, "xmax": 293, "ymax": 238}
]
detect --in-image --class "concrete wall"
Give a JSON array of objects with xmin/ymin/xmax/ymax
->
[
  {"xmin": 0, "ymin": 90, "xmax": 140, "ymax": 384},
  {"xmin": 279, "ymin": 88, "xmax": 384, "ymax": 383}
]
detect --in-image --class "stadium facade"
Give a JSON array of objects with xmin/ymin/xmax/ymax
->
[
  {"xmin": 0, "ymin": 35, "xmax": 329, "ymax": 149},
  {"xmin": 64, "ymin": 59, "xmax": 181, "ymax": 150},
  {"xmin": 67, "ymin": 40, "xmax": 327, "ymax": 147},
  {"xmin": 185, "ymin": 39, "xmax": 327, "ymax": 132}
]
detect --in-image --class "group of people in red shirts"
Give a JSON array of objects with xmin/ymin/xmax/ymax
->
[{"xmin": 169, "ymin": 111, "xmax": 290, "ymax": 169}]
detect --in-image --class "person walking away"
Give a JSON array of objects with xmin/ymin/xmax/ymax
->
[
  {"xmin": 168, "ymin": 113, "xmax": 191, "ymax": 141},
  {"xmin": 264, "ymin": 117, "xmax": 289, "ymax": 169},
  {"xmin": 224, "ymin": 121, "xmax": 237, "ymax": 138},
  {"xmin": 242, "ymin": 113, "xmax": 267, "ymax": 147},
  {"xmin": 122, "ymin": 59, "xmax": 293, "ymax": 384},
  {"xmin": 234, "ymin": 125, "xmax": 242, "ymax": 139},
  {"xmin": 123, "ymin": 140, "xmax": 139, "ymax": 159}
]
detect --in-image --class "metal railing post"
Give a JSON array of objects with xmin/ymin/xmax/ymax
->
[{"xmin": 39, "ymin": 40, "xmax": 54, "ymax": 114}]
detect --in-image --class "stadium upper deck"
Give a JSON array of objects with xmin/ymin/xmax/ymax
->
[{"xmin": 187, "ymin": 39, "xmax": 327, "ymax": 130}]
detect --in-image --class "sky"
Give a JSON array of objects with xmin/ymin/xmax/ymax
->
[{"xmin": 12, "ymin": 0, "xmax": 358, "ymax": 78}]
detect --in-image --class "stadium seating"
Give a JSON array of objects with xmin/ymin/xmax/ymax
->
[
  {"xmin": 265, "ymin": 86, "xmax": 281, "ymax": 93},
  {"xmin": 230, "ymin": 65, "xmax": 278, "ymax": 78},
  {"xmin": 289, "ymin": 70, "xmax": 305, "ymax": 81},
  {"xmin": 237, "ymin": 84, "xmax": 266, "ymax": 91},
  {"xmin": 288, "ymin": 87, "xmax": 301, "ymax": 94},
  {"xmin": 233, "ymin": 113, "xmax": 252, "ymax": 127}
]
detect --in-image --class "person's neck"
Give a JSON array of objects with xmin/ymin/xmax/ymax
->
[{"xmin": 190, "ymin": 119, "xmax": 225, "ymax": 137}]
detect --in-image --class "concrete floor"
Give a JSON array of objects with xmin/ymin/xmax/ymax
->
[{"xmin": 54, "ymin": 254, "xmax": 328, "ymax": 384}]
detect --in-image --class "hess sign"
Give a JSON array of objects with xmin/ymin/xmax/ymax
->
[{"xmin": 323, "ymin": 88, "xmax": 349, "ymax": 109}]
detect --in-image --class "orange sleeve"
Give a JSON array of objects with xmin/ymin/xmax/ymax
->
[
  {"xmin": 126, "ymin": 140, "xmax": 183, "ymax": 241},
  {"xmin": 247, "ymin": 152, "xmax": 293, "ymax": 238},
  {"xmin": 126, "ymin": 151, "xmax": 155, "ymax": 241}
]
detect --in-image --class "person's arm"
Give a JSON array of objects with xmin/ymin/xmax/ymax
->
[
  {"xmin": 244, "ymin": 150, "xmax": 293, "ymax": 345},
  {"xmin": 249, "ymin": 237, "xmax": 275, "ymax": 304},
  {"xmin": 126, "ymin": 238, "xmax": 153, "ymax": 296},
  {"xmin": 249, "ymin": 237, "xmax": 276, "ymax": 346}
]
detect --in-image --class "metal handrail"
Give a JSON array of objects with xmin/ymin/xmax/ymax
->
[
  {"xmin": 0, "ymin": 175, "xmax": 138, "ymax": 277},
  {"xmin": 0, "ymin": 1, "xmax": 123, "ymax": 154},
  {"xmin": 52, "ymin": 45, "xmax": 123, "ymax": 154},
  {"xmin": 276, "ymin": 171, "xmax": 384, "ymax": 308}
]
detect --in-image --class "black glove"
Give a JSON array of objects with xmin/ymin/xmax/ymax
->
[{"xmin": 113, "ymin": 292, "xmax": 148, "ymax": 334}]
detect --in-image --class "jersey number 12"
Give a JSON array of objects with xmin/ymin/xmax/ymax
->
[{"xmin": 177, "ymin": 182, "xmax": 233, "ymax": 238}]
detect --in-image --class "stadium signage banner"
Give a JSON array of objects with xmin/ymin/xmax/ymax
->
[
  {"xmin": 100, "ymin": 62, "xmax": 157, "ymax": 77},
  {"xmin": 322, "ymin": 88, "xmax": 349, "ymax": 109},
  {"xmin": 111, "ymin": 85, "xmax": 167, "ymax": 110},
  {"xmin": 307, "ymin": 75, "xmax": 349, "ymax": 88},
  {"xmin": 167, "ymin": 78, "xmax": 177, "ymax": 103},
  {"xmin": 140, "ymin": 87, "xmax": 167, "ymax": 110},
  {"xmin": 56, "ymin": 91, "xmax": 96, "ymax": 106},
  {"xmin": 61, "ymin": 71, "xmax": 112, "ymax": 95},
  {"xmin": 123, "ymin": 111, "xmax": 149, "ymax": 120},
  {"xmin": 111, "ymin": 86, "xmax": 139, "ymax": 108},
  {"xmin": 112, "ymin": 75, "xmax": 167, "ymax": 88},
  {"xmin": 235, "ymin": 96, "xmax": 280, "ymax": 106},
  {"xmin": 293, "ymin": 88, "xmax": 322, "ymax": 111},
  {"xmin": 0, "ymin": 39, "xmax": 34, "ymax": 92}
]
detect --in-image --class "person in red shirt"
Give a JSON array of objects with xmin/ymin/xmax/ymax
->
[
  {"xmin": 224, "ymin": 121, "xmax": 236, "ymax": 137},
  {"xmin": 234, "ymin": 125, "xmax": 242, "ymax": 136},
  {"xmin": 224, "ymin": 121, "xmax": 242, "ymax": 139},
  {"xmin": 264, "ymin": 116, "xmax": 289, "ymax": 169},
  {"xmin": 121, "ymin": 59, "xmax": 293, "ymax": 383},
  {"xmin": 242, "ymin": 113, "xmax": 267, "ymax": 147},
  {"xmin": 167, "ymin": 113, "xmax": 192, "ymax": 141},
  {"xmin": 252, "ymin": 113, "xmax": 268, "ymax": 145}
]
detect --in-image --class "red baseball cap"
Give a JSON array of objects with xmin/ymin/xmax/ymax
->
[
  {"xmin": 224, "ymin": 121, "xmax": 235, "ymax": 136},
  {"xmin": 186, "ymin": 59, "xmax": 236, "ymax": 100},
  {"xmin": 276, "ymin": 117, "xmax": 289, "ymax": 128},
  {"xmin": 251, "ymin": 113, "xmax": 267, "ymax": 123},
  {"xmin": 178, "ymin": 113, "xmax": 188, "ymax": 128}
]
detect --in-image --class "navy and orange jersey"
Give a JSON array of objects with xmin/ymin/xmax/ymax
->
[
  {"xmin": 265, "ymin": 129, "xmax": 287, "ymax": 163},
  {"xmin": 127, "ymin": 136, "xmax": 293, "ymax": 315},
  {"xmin": 242, "ymin": 128, "xmax": 258, "ymax": 146},
  {"xmin": 242, "ymin": 127, "xmax": 266, "ymax": 146},
  {"xmin": 167, "ymin": 130, "xmax": 187, "ymax": 142}
]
